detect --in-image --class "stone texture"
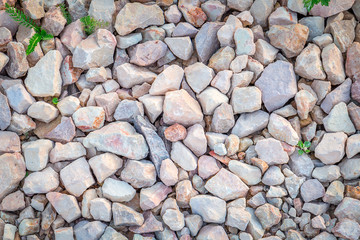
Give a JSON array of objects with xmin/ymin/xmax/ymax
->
[
  {"xmin": 22, "ymin": 139, "xmax": 53, "ymax": 171},
  {"xmin": 195, "ymin": 22, "xmax": 224, "ymax": 63},
  {"xmin": 23, "ymin": 167, "xmax": 59, "ymax": 195},
  {"xmin": 295, "ymin": 44, "xmax": 326, "ymax": 80},
  {"xmin": 0, "ymin": 155, "xmax": 25, "ymax": 200},
  {"xmin": 89, "ymin": 153, "xmax": 123, "ymax": 183},
  {"xmin": 189, "ymin": 195, "xmax": 226, "ymax": 223},
  {"xmin": 268, "ymin": 113, "xmax": 299, "ymax": 146},
  {"xmin": 121, "ymin": 160, "xmax": 156, "ymax": 189},
  {"xmin": 5, "ymin": 41, "xmax": 29, "ymax": 78},
  {"xmin": 321, "ymin": 78, "xmax": 351, "ymax": 114},
  {"xmin": 231, "ymin": 110, "xmax": 269, "ymax": 138},
  {"xmin": 322, "ymin": 43, "xmax": 345, "ymax": 85},
  {"xmin": 129, "ymin": 40, "xmax": 167, "ymax": 67},
  {"xmin": 255, "ymin": 138, "xmax": 289, "ymax": 165},
  {"xmin": 323, "ymin": 102, "xmax": 356, "ymax": 134}
]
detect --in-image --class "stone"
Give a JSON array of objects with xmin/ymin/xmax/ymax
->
[
  {"xmin": 231, "ymin": 110, "xmax": 269, "ymax": 138},
  {"xmin": 18, "ymin": 218, "xmax": 40, "ymax": 236},
  {"xmin": 255, "ymin": 203, "xmax": 282, "ymax": 229},
  {"xmin": 295, "ymin": 44, "xmax": 326, "ymax": 80},
  {"xmin": 285, "ymin": 174, "xmax": 306, "ymax": 199},
  {"xmin": 60, "ymin": 158, "xmax": 95, "ymax": 197},
  {"xmin": 72, "ymin": 29, "xmax": 117, "ymax": 69},
  {"xmin": 268, "ymin": 24, "xmax": 309, "ymax": 58},
  {"xmin": 195, "ymin": 22, "xmax": 224, "ymax": 63},
  {"xmin": 231, "ymin": 86, "xmax": 261, "ymax": 114},
  {"xmin": 208, "ymin": 47, "xmax": 235, "ymax": 73},
  {"xmin": 262, "ymin": 166, "xmax": 285, "ymax": 186},
  {"xmin": 22, "ymin": 139, "xmax": 53, "ymax": 171},
  {"xmin": 116, "ymin": 63, "xmax": 157, "ymax": 88},
  {"xmin": 250, "ymin": 0, "xmax": 274, "ymax": 27},
  {"xmin": 129, "ymin": 40, "xmax": 167, "ymax": 66},
  {"xmin": 184, "ymin": 124, "xmax": 207, "ymax": 157},
  {"xmin": 348, "ymin": 102, "xmax": 360, "ymax": 130},
  {"xmin": 185, "ymin": 62, "xmax": 214, "ymax": 94},
  {"xmin": 332, "ymin": 218, "xmax": 360, "ymax": 240},
  {"xmin": 197, "ymin": 225, "xmax": 228, "ymax": 240},
  {"xmin": 211, "ymin": 102, "xmax": 235, "ymax": 133},
  {"xmin": 89, "ymin": 153, "xmax": 123, "ymax": 183},
  {"xmin": 23, "ymin": 167, "xmax": 59, "ymax": 195},
  {"xmin": 310, "ymin": 0, "xmax": 355, "ymax": 17},
  {"xmin": 323, "ymin": 102, "xmax": 355, "ymax": 134},
  {"xmin": 198, "ymin": 87, "xmax": 229, "ymax": 115},
  {"xmin": 321, "ymin": 78, "xmax": 351, "ymax": 114},
  {"xmin": 137, "ymin": 94, "xmax": 163, "ymax": 123},
  {"xmin": 352, "ymin": 80, "xmax": 360, "ymax": 103},
  {"xmin": 74, "ymin": 221, "xmax": 107, "ymax": 240},
  {"xmin": 228, "ymin": 160, "xmax": 262, "ymax": 185},
  {"xmin": 0, "ymin": 27, "xmax": 12, "ymax": 52},
  {"xmin": 211, "ymin": 70, "xmax": 232, "ymax": 94},
  {"xmin": 5, "ymin": 42, "xmax": 29, "ymax": 78},
  {"xmin": 189, "ymin": 195, "xmax": 226, "ymax": 223},
  {"xmin": 102, "ymin": 178, "xmax": 135, "ymax": 203},
  {"xmin": 5, "ymin": 83, "xmax": 35, "ymax": 114},
  {"xmin": 234, "ymin": 28, "xmax": 255, "ymax": 55},
  {"xmin": 86, "ymin": 67, "xmax": 107, "ymax": 83},
  {"xmin": 120, "ymin": 160, "xmax": 156, "ymax": 189},
  {"xmin": 269, "ymin": 7, "xmax": 297, "ymax": 26},
  {"xmin": 201, "ymin": 0, "xmax": 225, "ymax": 21},
  {"xmin": 330, "ymin": 19, "xmax": 355, "ymax": 53},
  {"xmin": 323, "ymin": 180, "xmax": 344, "ymax": 204},
  {"xmin": 129, "ymin": 211, "xmax": 163, "ymax": 233},
  {"xmin": 346, "ymin": 42, "xmax": 360, "ymax": 81},
  {"xmin": 311, "ymin": 80, "xmax": 331, "ymax": 104},
  {"xmin": 83, "ymin": 121, "xmax": 149, "ymax": 160},
  {"xmin": 164, "ymin": 5, "xmax": 182, "ymax": 23},
  {"xmin": 116, "ymin": 33, "xmax": 142, "ymax": 49},
  {"xmin": 72, "ymin": 106, "xmax": 105, "ymax": 132},
  {"xmin": 90, "ymin": 198, "xmax": 112, "ymax": 222},
  {"xmin": 163, "ymin": 89, "xmax": 203, "ymax": 126},
  {"xmin": 322, "ymin": 43, "xmax": 345, "ymax": 85},
  {"xmin": 289, "ymin": 152, "xmax": 314, "ymax": 178},
  {"xmin": 49, "ymin": 142, "xmax": 86, "ymax": 163},
  {"xmin": 255, "ymin": 138, "xmax": 289, "ymax": 165},
  {"xmin": 41, "ymin": 6, "xmax": 66, "ymax": 36},
  {"xmin": 115, "ymin": 3, "xmax": 164, "ymax": 36},
  {"xmin": 299, "ymin": 16, "xmax": 324, "ymax": 41},
  {"xmin": 178, "ymin": 4, "xmax": 207, "ymax": 28},
  {"xmin": 21, "ymin": 0, "xmax": 45, "ymax": 19},
  {"xmin": 0, "ymin": 190, "xmax": 25, "ymax": 212},
  {"xmin": 268, "ymin": 113, "xmax": 299, "ymax": 146},
  {"xmin": 164, "ymin": 124, "xmax": 187, "ymax": 142},
  {"xmin": 27, "ymin": 101, "xmax": 59, "ymax": 123},
  {"xmin": 112, "ymin": 202, "xmax": 144, "ymax": 227},
  {"xmin": 300, "ymin": 179, "xmax": 325, "ymax": 202},
  {"xmin": 171, "ymin": 141, "xmax": 198, "ymax": 171},
  {"xmin": 255, "ymin": 61, "xmax": 297, "ymax": 112},
  {"xmin": 334, "ymin": 197, "xmax": 360, "ymax": 223},
  {"xmin": 60, "ymin": 55, "xmax": 83, "ymax": 86},
  {"xmin": 99, "ymin": 226, "xmax": 127, "ymax": 240},
  {"xmin": 254, "ymin": 39, "xmax": 278, "ymax": 65},
  {"xmin": 160, "ymin": 158, "xmax": 178, "ymax": 186},
  {"xmin": 205, "ymin": 168, "xmax": 249, "ymax": 200},
  {"xmin": 312, "ymin": 165, "xmax": 341, "ymax": 182},
  {"xmin": 113, "ymin": 100, "xmax": 144, "ymax": 122},
  {"xmin": 164, "ymin": 37, "xmax": 193, "ymax": 60},
  {"xmin": 7, "ymin": 112, "xmax": 35, "ymax": 135},
  {"xmin": 295, "ymin": 90, "xmax": 317, "ymax": 120},
  {"xmin": 217, "ymin": 15, "xmax": 242, "ymax": 48},
  {"xmin": 88, "ymin": 0, "xmax": 115, "ymax": 23},
  {"xmin": 140, "ymin": 182, "xmax": 172, "ymax": 210},
  {"xmin": 149, "ymin": 65, "xmax": 183, "ymax": 96},
  {"xmin": 346, "ymin": 134, "xmax": 360, "ymax": 158},
  {"xmin": 226, "ymin": 207, "xmax": 251, "ymax": 231},
  {"xmin": 315, "ymin": 131, "xmax": 347, "ymax": 164},
  {"xmin": 46, "ymin": 192, "xmax": 81, "ymax": 223},
  {"xmin": 162, "ymin": 209, "xmax": 185, "ymax": 231},
  {"xmin": 54, "ymin": 227, "xmax": 74, "ymax": 240},
  {"xmin": 60, "ymin": 20, "xmax": 86, "ymax": 53},
  {"xmin": 340, "ymin": 157, "xmax": 360, "ymax": 180},
  {"xmin": 172, "ymin": 22, "xmax": 199, "ymax": 37}
]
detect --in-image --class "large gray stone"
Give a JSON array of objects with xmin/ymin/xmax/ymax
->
[
  {"xmin": 195, "ymin": 22, "xmax": 224, "ymax": 63},
  {"xmin": 231, "ymin": 110, "xmax": 269, "ymax": 138}
]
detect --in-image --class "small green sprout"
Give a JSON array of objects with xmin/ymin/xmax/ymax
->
[
  {"xmin": 297, "ymin": 140, "xmax": 311, "ymax": 155},
  {"xmin": 5, "ymin": 3, "xmax": 54, "ymax": 55},
  {"xmin": 303, "ymin": 0, "xmax": 331, "ymax": 12},
  {"xmin": 52, "ymin": 97, "xmax": 59, "ymax": 105},
  {"xmin": 59, "ymin": 3, "xmax": 72, "ymax": 24},
  {"xmin": 80, "ymin": 15, "xmax": 109, "ymax": 35}
]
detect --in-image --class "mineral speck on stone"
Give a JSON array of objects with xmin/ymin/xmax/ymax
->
[{"xmin": 1, "ymin": 1, "xmax": 359, "ymax": 239}]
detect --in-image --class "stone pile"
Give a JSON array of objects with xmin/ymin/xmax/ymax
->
[{"xmin": 0, "ymin": 0, "xmax": 360, "ymax": 239}]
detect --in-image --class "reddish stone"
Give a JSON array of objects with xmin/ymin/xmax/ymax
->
[
  {"xmin": 164, "ymin": 123, "xmax": 187, "ymax": 142},
  {"xmin": 60, "ymin": 55, "xmax": 83, "ymax": 86},
  {"xmin": 352, "ymin": 79, "xmax": 360, "ymax": 102},
  {"xmin": 346, "ymin": 42, "xmax": 360, "ymax": 82},
  {"xmin": 348, "ymin": 102, "xmax": 360, "ymax": 130},
  {"xmin": 345, "ymin": 185, "xmax": 360, "ymax": 200}
]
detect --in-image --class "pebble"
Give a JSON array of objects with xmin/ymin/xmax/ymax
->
[
  {"xmin": 47, "ymin": 192, "xmax": 81, "ymax": 223},
  {"xmin": 295, "ymin": 44, "xmax": 326, "ymax": 80},
  {"xmin": 255, "ymin": 138, "xmax": 289, "ymax": 165},
  {"xmin": 189, "ymin": 195, "xmax": 226, "ymax": 223},
  {"xmin": 231, "ymin": 87, "xmax": 262, "ymax": 114},
  {"xmin": 22, "ymin": 139, "xmax": 53, "ymax": 171},
  {"xmin": 300, "ymin": 179, "xmax": 326, "ymax": 202},
  {"xmin": 129, "ymin": 40, "xmax": 167, "ymax": 67},
  {"xmin": 228, "ymin": 160, "xmax": 262, "ymax": 185},
  {"xmin": 89, "ymin": 153, "xmax": 123, "ymax": 183},
  {"xmin": 184, "ymin": 62, "xmax": 214, "ymax": 94},
  {"xmin": 315, "ymin": 132, "xmax": 347, "ymax": 165},
  {"xmin": 23, "ymin": 167, "xmax": 59, "ymax": 195},
  {"xmin": 121, "ymin": 160, "xmax": 156, "ymax": 188}
]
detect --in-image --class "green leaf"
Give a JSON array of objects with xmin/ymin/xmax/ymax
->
[
  {"xmin": 298, "ymin": 140, "xmax": 304, "ymax": 149},
  {"xmin": 303, "ymin": 0, "xmax": 331, "ymax": 12},
  {"xmin": 305, "ymin": 149, "xmax": 311, "ymax": 153},
  {"xmin": 298, "ymin": 149, "xmax": 304, "ymax": 155},
  {"xmin": 26, "ymin": 33, "xmax": 41, "ymax": 55},
  {"xmin": 80, "ymin": 15, "xmax": 109, "ymax": 35},
  {"xmin": 5, "ymin": 3, "xmax": 41, "ymax": 32},
  {"xmin": 59, "ymin": 3, "xmax": 72, "ymax": 24},
  {"xmin": 304, "ymin": 141, "xmax": 311, "ymax": 148},
  {"xmin": 40, "ymin": 29, "xmax": 54, "ymax": 40},
  {"xmin": 52, "ymin": 97, "xmax": 59, "ymax": 105}
]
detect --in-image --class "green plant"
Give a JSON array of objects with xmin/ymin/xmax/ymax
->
[
  {"xmin": 59, "ymin": 3, "xmax": 72, "ymax": 24},
  {"xmin": 303, "ymin": 0, "xmax": 331, "ymax": 11},
  {"xmin": 80, "ymin": 15, "xmax": 109, "ymax": 35},
  {"xmin": 52, "ymin": 97, "xmax": 59, "ymax": 105},
  {"xmin": 5, "ymin": 3, "xmax": 53, "ymax": 55},
  {"xmin": 297, "ymin": 140, "xmax": 311, "ymax": 155}
]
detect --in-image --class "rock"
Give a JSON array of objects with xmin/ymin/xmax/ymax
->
[
  {"xmin": 60, "ymin": 55, "xmax": 83, "ymax": 86},
  {"xmin": 112, "ymin": 203, "xmax": 144, "ymax": 226},
  {"xmin": 74, "ymin": 221, "xmax": 106, "ymax": 240},
  {"xmin": 268, "ymin": 113, "xmax": 299, "ymax": 146},
  {"xmin": 99, "ymin": 226, "xmax": 127, "ymax": 240},
  {"xmin": 129, "ymin": 211, "xmax": 163, "ymax": 233},
  {"xmin": 164, "ymin": 37, "xmax": 193, "ymax": 60},
  {"xmin": 348, "ymin": 102, "xmax": 360, "ymax": 130},
  {"xmin": 21, "ymin": 0, "xmax": 45, "ymax": 19},
  {"xmin": 140, "ymin": 182, "xmax": 172, "ymax": 210},
  {"xmin": 160, "ymin": 158, "xmax": 178, "ymax": 186},
  {"xmin": 86, "ymin": 67, "xmax": 107, "ymax": 83},
  {"xmin": 211, "ymin": 102, "xmax": 235, "ymax": 133},
  {"xmin": 113, "ymin": 100, "xmax": 144, "ymax": 122},
  {"xmin": 185, "ymin": 62, "xmax": 215, "ymax": 94},
  {"xmin": 323, "ymin": 180, "xmax": 344, "ymax": 204},
  {"xmin": 295, "ymin": 90, "xmax": 317, "ymax": 120},
  {"xmin": 262, "ymin": 166, "xmax": 285, "ymax": 186},
  {"xmin": 88, "ymin": 0, "xmax": 115, "ymax": 24},
  {"xmin": 46, "ymin": 192, "xmax": 81, "ymax": 223},
  {"xmin": 228, "ymin": 160, "xmax": 262, "ymax": 185},
  {"xmin": 163, "ymin": 89, "xmax": 203, "ymax": 126},
  {"xmin": 334, "ymin": 197, "xmax": 360, "ymax": 223},
  {"xmin": 321, "ymin": 78, "xmax": 351, "ymax": 114},
  {"xmin": 149, "ymin": 65, "xmax": 183, "ymax": 96},
  {"xmin": 255, "ymin": 203, "xmax": 282, "ymax": 229},
  {"xmin": 83, "ymin": 121, "xmax": 149, "ymax": 160},
  {"xmin": 25, "ymin": 50, "xmax": 62, "ymax": 97},
  {"xmin": 102, "ymin": 178, "xmax": 135, "ymax": 203},
  {"xmin": 72, "ymin": 106, "xmax": 105, "ymax": 132},
  {"xmin": 138, "ymin": 94, "xmax": 164, "ymax": 123},
  {"xmin": 255, "ymin": 61, "xmax": 297, "ymax": 112},
  {"xmin": 346, "ymin": 134, "xmax": 360, "ymax": 158},
  {"xmin": 22, "ymin": 139, "xmax": 53, "ymax": 171},
  {"xmin": 5, "ymin": 83, "xmax": 35, "ymax": 114},
  {"xmin": 234, "ymin": 28, "xmax": 255, "ymax": 55},
  {"xmin": 340, "ymin": 157, "xmax": 360, "ymax": 180},
  {"xmin": 184, "ymin": 124, "xmax": 207, "ymax": 156},
  {"xmin": 115, "ymin": 3, "xmax": 164, "ymax": 36},
  {"xmin": 41, "ymin": 6, "xmax": 66, "ymax": 36},
  {"xmin": 90, "ymin": 198, "xmax": 112, "ymax": 222},
  {"xmin": 231, "ymin": 86, "xmax": 261, "ymax": 114},
  {"xmin": 301, "ymin": 179, "xmax": 325, "ymax": 202},
  {"xmin": 189, "ymin": 195, "xmax": 226, "ymax": 223},
  {"xmin": 18, "ymin": 218, "xmax": 40, "ymax": 236},
  {"xmin": 312, "ymin": 165, "xmax": 341, "ymax": 182},
  {"xmin": 178, "ymin": 4, "xmax": 207, "ymax": 28},
  {"xmin": 0, "ymin": 190, "xmax": 25, "ymax": 212},
  {"xmin": 201, "ymin": 0, "xmax": 226, "ymax": 21},
  {"xmin": 311, "ymin": 80, "xmax": 331, "ymax": 104},
  {"xmin": 164, "ymin": 123, "xmax": 187, "ymax": 142},
  {"xmin": 23, "ymin": 167, "xmax": 59, "ymax": 195},
  {"xmin": 5, "ymin": 42, "xmax": 29, "ymax": 78},
  {"xmin": 352, "ymin": 79, "xmax": 360, "ymax": 102},
  {"xmin": 332, "ymin": 218, "xmax": 360, "ymax": 240},
  {"xmin": 195, "ymin": 22, "xmax": 224, "ymax": 63},
  {"xmin": 269, "ymin": 7, "xmax": 297, "ymax": 26},
  {"xmin": 330, "ymin": 19, "xmax": 355, "ymax": 53},
  {"xmin": 34, "ymin": 116, "xmax": 76, "ymax": 143},
  {"xmin": 72, "ymin": 29, "xmax": 117, "ymax": 69},
  {"xmin": 323, "ymin": 102, "xmax": 356, "ymax": 134},
  {"xmin": 197, "ymin": 225, "xmax": 228, "ymax": 239},
  {"xmin": 129, "ymin": 40, "xmax": 167, "ymax": 66},
  {"xmin": 49, "ymin": 142, "xmax": 86, "ymax": 163},
  {"xmin": 116, "ymin": 63, "xmax": 157, "ymax": 88},
  {"xmin": 322, "ymin": 43, "xmax": 345, "ymax": 85},
  {"xmin": 211, "ymin": 70, "xmax": 232, "ymax": 94},
  {"xmin": 133, "ymin": 115, "xmax": 169, "ymax": 174},
  {"xmin": 7, "ymin": 112, "xmax": 36, "ymax": 135},
  {"xmin": 60, "ymin": 20, "xmax": 86, "ymax": 53},
  {"xmin": 0, "ymin": 27, "xmax": 12, "ymax": 52},
  {"xmin": 299, "ymin": 16, "xmax": 324, "ymax": 41},
  {"xmin": 268, "ymin": 24, "xmax": 309, "ymax": 58},
  {"xmin": 255, "ymin": 138, "xmax": 289, "ymax": 165},
  {"xmin": 205, "ymin": 168, "xmax": 249, "ymax": 200},
  {"xmin": 346, "ymin": 42, "xmax": 360, "ymax": 81},
  {"xmin": 295, "ymin": 44, "xmax": 326, "ymax": 80},
  {"xmin": 310, "ymin": 0, "xmax": 355, "ymax": 17},
  {"xmin": 171, "ymin": 141, "xmax": 198, "ymax": 171},
  {"xmin": 27, "ymin": 101, "xmax": 59, "ymax": 123},
  {"xmin": 198, "ymin": 87, "xmax": 229, "ymax": 115},
  {"xmin": 172, "ymin": 22, "xmax": 199, "ymax": 37},
  {"xmin": 231, "ymin": 110, "xmax": 269, "ymax": 138},
  {"xmin": 208, "ymin": 47, "xmax": 235, "ymax": 73},
  {"xmin": 250, "ymin": 0, "xmax": 274, "ymax": 27},
  {"xmin": 254, "ymin": 39, "xmax": 278, "ymax": 65},
  {"xmin": 289, "ymin": 152, "xmax": 314, "ymax": 178},
  {"xmin": 217, "ymin": 15, "xmax": 242, "ymax": 48},
  {"xmin": 162, "ymin": 208, "xmax": 185, "ymax": 231},
  {"xmin": 60, "ymin": 158, "xmax": 95, "ymax": 197},
  {"xmin": 121, "ymin": 160, "xmax": 156, "ymax": 188},
  {"xmin": 116, "ymin": 33, "xmax": 142, "ymax": 49},
  {"xmin": 89, "ymin": 153, "xmax": 123, "ymax": 183},
  {"xmin": 164, "ymin": 5, "xmax": 182, "ymax": 23},
  {"xmin": 285, "ymin": 174, "xmax": 306, "ymax": 198}
]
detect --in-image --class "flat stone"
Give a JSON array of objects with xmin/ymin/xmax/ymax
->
[
  {"xmin": 46, "ymin": 192, "xmax": 80, "ymax": 223},
  {"xmin": 228, "ymin": 160, "xmax": 262, "ymax": 185},
  {"xmin": 231, "ymin": 110, "xmax": 269, "ymax": 138},
  {"xmin": 211, "ymin": 102, "xmax": 235, "ymax": 133},
  {"xmin": 323, "ymin": 180, "xmax": 344, "ymax": 205},
  {"xmin": 315, "ymin": 132, "xmax": 347, "ymax": 165},
  {"xmin": 171, "ymin": 141, "xmax": 198, "ymax": 171},
  {"xmin": 18, "ymin": 218, "xmax": 40, "ymax": 236},
  {"xmin": 289, "ymin": 152, "xmax": 314, "ymax": 178},
  {"xmin": 195, "ymin": 22, "xmax": 224, "ymax": 63},
  {"xmin": 312, "ymin": 165, "xmax": 341, "ymax": 182},
  {"xmin": 346, "ymin": 42, "xmax": 360, "ymax": 81},
  {"xmin": 255, "ymin": 138, "xmax": 289, "ymax": 165},
  {"xmin": 320, "ymin": 78, "xmax": 351, "ymax": 114},
  {"xmin": 322, "ymin": 43, "xmax": 345, "ymax": 85},
  {"xmin": 49, "ymin": 142, "xmax": 86, "ymax": 163},
  {"xmin": 254, "ymin": 39, "xmax": 278, "ymax": 65},
  {"xmin": 198, "ymin": 87, "xmax": 229, "ymax": 115},
  {"xmin": 208, "ymin": 47, "xmax": 235, "ymax": 73},
  {"xmin": 23, "ymin": 167, "xmax": 59, "ymax": 195},
  {"xmin": 295, "ymin": 44, "xmax": 326, "ymax": 80},
  {"xmin": 332, "ymin": 218, "xmax": 360, "ymax": 240},
  {"xmin": 140, "ymin": 182, "xmax": 172, "ymax": 211},
  {"xmin": 5, "ymin": 83, "xmax": 35, "ymax": 114},
  {"xmin": 255, "ymin": 203, "xmax": 282, "ymax": 230},
  {"xmin": 0, "ymin": 190, "xmax": 25, "ymax": 212},
  {"xmin": 89, "ymin": 153, "xmax": 123, "ymax": 183},
  {"xmin": 184, "ymin": 124, "xmax": 207, "ymax": 157},
  {"xmin": 300, "ymin": 179, "xmax": 325, "ymax": 202},
  {"xmin": 197, "ymin": 225, "xmax": 228, "ymax": 240},
  {"xmin": 112, "ymin": 203, "xmax": 144, "ymax": 227},
  {"xmin": 74, "ymin": 221, "xmax": 106, "ymax": 240},
  {"xmin": 121, "ymin": 160, "xmax": 156, "ymax": 188},
  {"xmin": 334, "ymin": 197, "xmax": 360, "ymax": 223},
  {"xmin": 27, "ymin": 101, "xmax": 59, "ymax": 123},
  {"xmin": 172, "ymin": 22, "xmax": 199, "ymax": 37},
  {"xmin": 189, "ymin": 195, "xmax": 226, "ymax": 223},
  {"xmin": 330, "ymin": 19, "xmax": 355, "ymax": 53},
  {"xmin": 72, "ymin": 106, "xmax": 105, "ymax": 132},
  {"xmin": 160, "ymin": 158, "xmax": 178, "ymax": 186},
  {"xmin": 231, "ymin": 86, "xmax": 261, "ymax": 114},
  {"xmin": 323, "ymin": 102, "xmax": 355, "ymax": 134},
  {"xmin": 90, "ymin": 198, "xmax": 112, "ymax": 222},
  {"xmin": 310, "ymin": 0, "xmax": 355, "ymax": 17},
  {"xmin": 0, "ymin": 92, "xmax": 11, "ymax": 130},
  {"xmin": 60, "ymin": 20, "xmax": 86, "ymax": 53},
  {"xmin": 178, "ymin": 4, "xmax": 207, "ymax": 28},
  {"xmin": 269, "ymin": 7, "xmax": 297, "ymax": 26},
  {"xmin": 83, "ymin": 121, "xmax": 149, "ymax": 160},
  {"xmin": 129, "ymin": 40, "xmax": 167, "ymax": 66},
  {"xmin": 268, "ymin": 113, "xmax": 299, "ymax": 146},
  {"xmin": 116, "ymin": 63, "xmax": 157, "ymax": 88},
  {"xmin": 249, "ymin": 0, "xmax": 274, "ymax": 27},
  {"xmin": 149, "ymin": 65, "xmax": 183, "ymax": 96},
  {"xmin": 164, "ymin": 37, "xmax": 193, "ymax": 60},
  {"xmin": 346, "ymin": 134, "xmax": 360, "ymax": 158},
  {"xmin": 255, "ymin": 61, "xmax": 297, "ymax": 112},
  {"xmin": 7, "ymin": 112, "xmax": 36, "ymax": 135},
  {"xmin": 115, "ymin": 3, "xmax": 164, "ymax": 36},
  {"xmin": 340, "ymin": 157, "xmax": 360, "ymax": 180},
  {"xmin": 184, "ymin": 62, "xmax": 214, "ymax": 94},
  {"xmin": 5, "ymin": 41, "xmax": 29, "ymax": 78},
  {"xmin": 25, "ymin": 50, "xmax": 62, "ymax": 97},
  {"xmin": 22, "ymin": 139, "xmax": 53, "ymax": 171}
]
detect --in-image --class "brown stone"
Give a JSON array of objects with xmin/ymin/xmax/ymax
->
[
  {"xmin": 164, "ymin": 123, "xmax": 187, "ymax": 142},
  {"xmin": 346, "ymin": 42, "xmax": 360, "ymax": 81},
  {"xmin": 345, "ymin": 185, "xmax": 360, "ymax": 200},
  {"xmin": 34, "ymin": 116, "xmax": 76, "ymax": 143},
  {"xmin": 348, "ymin": 102, "xmax": 360, "ymax": 130}
]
